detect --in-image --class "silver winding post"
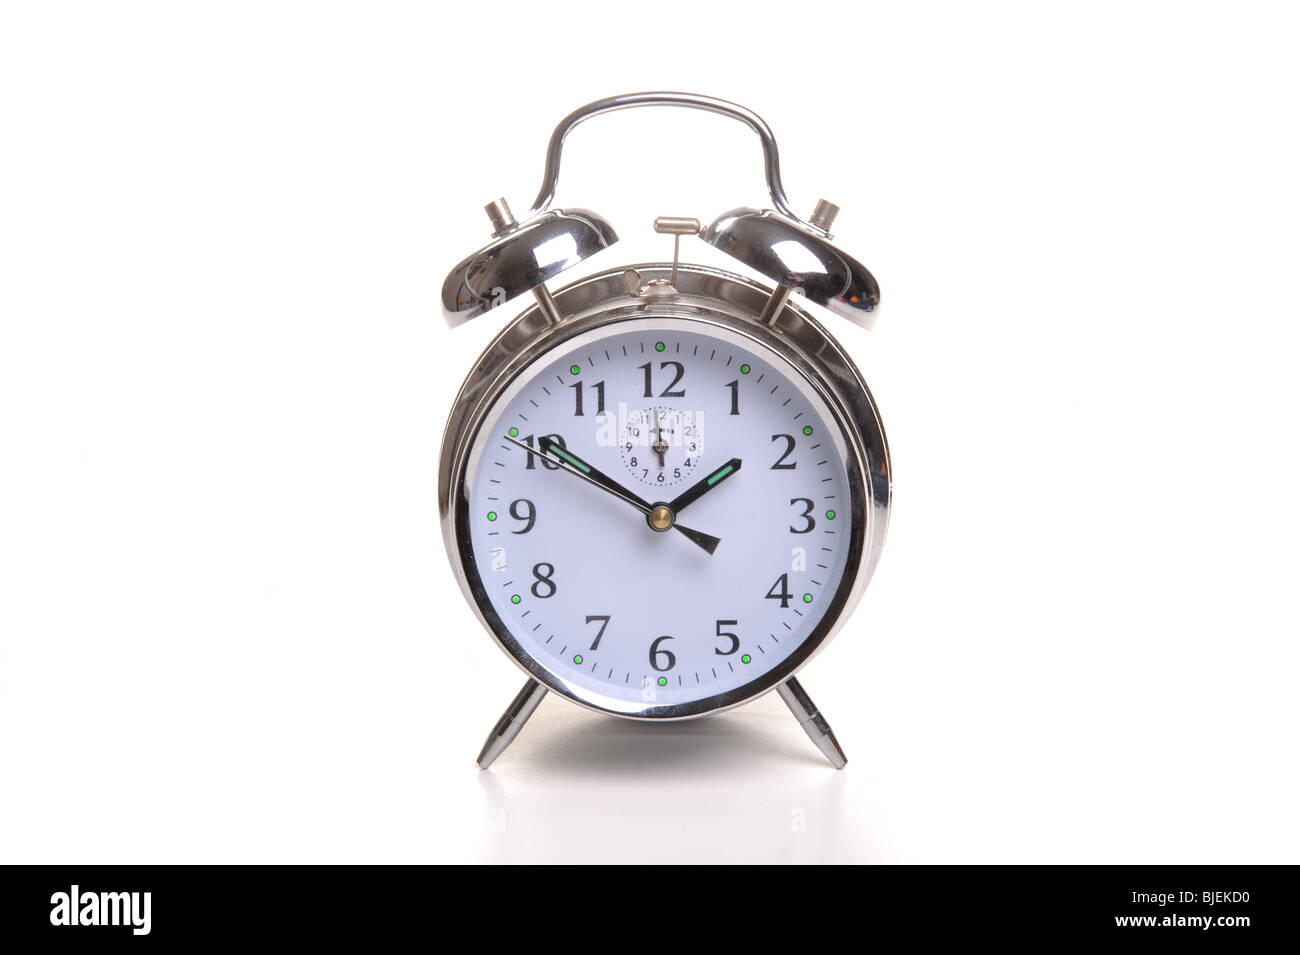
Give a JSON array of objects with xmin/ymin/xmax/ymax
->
[
  {"xmin": 477, "ymin": 678, "xmax": 548, "ymax": 769},
  {"xmin": 777, "ymin": 677, "xmax": 848, "ymax": 769}
]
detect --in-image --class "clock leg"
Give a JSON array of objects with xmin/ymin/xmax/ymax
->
[
  {"xmin": 777, "ymin": 677, "xmax": 848, "ymax": 770},
  {"xmin": 476, "ymin": 678, "xmax": 548, "ymax": 769}
]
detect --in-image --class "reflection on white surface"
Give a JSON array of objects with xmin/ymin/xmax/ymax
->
[{"xmin": 473, "ymin": 691, "xmax": 885, "ymax": 864}]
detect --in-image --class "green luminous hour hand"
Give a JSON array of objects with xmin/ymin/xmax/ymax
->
[{"xmin": 668, "ymin": 457, "xmax": 743, "ymax": 514}]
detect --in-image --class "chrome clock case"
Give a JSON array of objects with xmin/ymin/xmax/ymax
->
[{"xmin": 437, "ymin": 93, "xmax": 890, "ymax": 769}]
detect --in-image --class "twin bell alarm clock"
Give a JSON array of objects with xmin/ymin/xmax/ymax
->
[{"xmin": 438, "ymin": 93, "xmax": 890, "ymax": 769}]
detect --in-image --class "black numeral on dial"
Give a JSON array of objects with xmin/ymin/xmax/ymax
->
[
  {"xmin": 569, "ymin": 380, "xmax": 605, "ymax": 416},
  {"xmin": 530, "ymin": 562, "xmax": 556, "ymax": 598},
  {"xmin": 714, "ymin": 619, "xmax": 739, "ymax": 656},
  {"xmin": 509, "ymin": 498, "xmax": 536, "ymax": 534},
  {"xmin": 789, "ymin": 498, "xmax": 815, "ymax": 534},
  {"xmin": 639, "ymin": 361, "xmax": 686, "ymax": 398},
  {"xmin": 585, "ymin": 614, "xmax": 610, "ymax": 650},
  {"xmin": 765, "ymin": 573, "xmax": 793, "ymax": 608},
  {"xmin": 522, "ymin": 434, "xmax": 567, "ymax": 470},
  {"xmin": 649, "ymin": 635, "xmax": 676, "ymax": 671},
  {"xmin": 770, "ymin": 434, "xmax": 797, "ymax": 470}
]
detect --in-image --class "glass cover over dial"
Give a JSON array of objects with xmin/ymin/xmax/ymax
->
[{"xmin": 461, "ymin": 317, "xmax": 857, "ymax": 715}]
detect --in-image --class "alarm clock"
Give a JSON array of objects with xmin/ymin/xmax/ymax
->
[{"xmin": 438, "ymin": 93, "xmax": 890, "ymax": 769}]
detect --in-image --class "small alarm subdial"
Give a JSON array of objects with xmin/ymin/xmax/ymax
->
[{"xmin": 618, "ymin": 406, "xmax": 701, "ymax": 489}]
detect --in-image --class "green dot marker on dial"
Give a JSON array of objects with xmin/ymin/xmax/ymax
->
[
  {"xmin": 570, "ymin": 364, "xmax": 581, "ymax": 375},
  {"xmin": 510, "ymin": 595, "xmax": 521, "ymax": 605},
  {"xmin": 573, "ymin": 655, "xmax": 583, "ymax": 665},
  {"xmin": 487, "ymin": 511, "xmax": 497, "ymax": 521},
  {"xmin": 803, "ymin": 425, "xmax": 813, "ymax": 436},
  {"xmin": 508, "ymin": 427, "xmax": 518, "ymax": 437},
  {"xmin": 655, "ymin": 341, "xmax": 666, "ymax": 352},
  {"xmin": 657, "ymin": 676, "xmax": 668, "ymax": 686},
  {"xmin": 741, "ymin": 653, "xmax": 751, "ymax": 664},
  {"xmin": 803, "ymin": 593, "xmax": 813, "ymax": 603},
  {"xmin": 826, "ymin": 509, "xmax": 836, "ymax": 520},
  {"xmin": 740, "ymin": 363, "xmax": 750, "ymax": 374}
]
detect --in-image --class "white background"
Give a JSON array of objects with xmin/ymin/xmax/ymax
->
[{"xmin": 1, "ymin": 1, "xmax": 1296, "ymax": 863}]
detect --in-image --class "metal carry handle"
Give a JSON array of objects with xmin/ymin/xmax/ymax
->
[{"xmin": 526, "ymin": 91, "xmax": 815, "ymax": 230}]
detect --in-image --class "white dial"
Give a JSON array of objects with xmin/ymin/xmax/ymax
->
[{"xmin": 461, "ymin": 317, "xmax": 857, "ymax": 714}]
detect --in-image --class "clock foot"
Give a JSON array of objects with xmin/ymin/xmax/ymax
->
[
  {"xmin": 476, "ymin": 678, "xmax": 548, "ymax": 769},
  {"xmin": 777, "ymin": 677, "xmax": 848, "ymax": 770}
]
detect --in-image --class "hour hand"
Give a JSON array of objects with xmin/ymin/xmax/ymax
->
[
  {"xmin": 668, "ymin": 457, "xmax": 742, "ymax": 514},
  {"xmin": 537, "ymin": 440, "xmax": 720, "ymax": 553},
  {"xmin": 504, "ymin": 435, "xmax": 722, "ymax": 555}
]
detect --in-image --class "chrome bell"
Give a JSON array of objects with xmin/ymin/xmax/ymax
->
[
  {"xmin": 440, "ymin": 199, "xmax": 618, "ymax": 327},
  {"xmin": 441, "ymin": 92, "xmax": 881, "ymax": 331},
  {"xmin": 703, "ymin": 201, "xmax": 880, "ymax": 328}
]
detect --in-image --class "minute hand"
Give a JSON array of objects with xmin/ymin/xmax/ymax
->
[
  {"xmin": 524, "ymin": 435, "xmax": 651, "ymax": 514},
  {"xmin": 503, "ymin": 435, "xmax": 722, "ymax": 555},
  {"xmin": 668, "ymin": 457, "xmax": 743, "ymax": 513}
]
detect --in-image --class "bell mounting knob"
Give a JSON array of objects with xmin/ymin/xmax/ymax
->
[{"xmin": 484, "ymin": 197, "xmax": 518, "ymax": 235}]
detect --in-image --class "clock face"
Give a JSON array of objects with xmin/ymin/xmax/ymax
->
[{"xmin": 458, "ymin": 316, "xmax": 861, "ymax": 716}]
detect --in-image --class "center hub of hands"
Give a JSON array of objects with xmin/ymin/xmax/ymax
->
[{"xmin": 647, "ymin": 503, "xmax": 675, "ymax": 532}]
